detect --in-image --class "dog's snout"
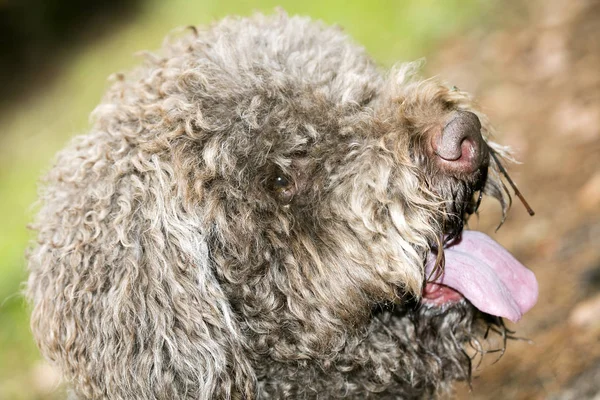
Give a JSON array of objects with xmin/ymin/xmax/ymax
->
[{"xmin": 431, "ymin": 110, "xmax": 488, "ymax": 174}]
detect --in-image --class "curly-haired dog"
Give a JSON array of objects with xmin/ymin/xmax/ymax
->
[{"xmin": 27, "ymin": 13, "xmax": 538, "ymax": 399}]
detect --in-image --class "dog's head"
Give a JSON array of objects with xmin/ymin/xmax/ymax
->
[{"xmin": 28, "ymin": 13, "xmax": 537, "ymax": 399}]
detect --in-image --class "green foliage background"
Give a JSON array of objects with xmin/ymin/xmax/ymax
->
[{"xmin": 0, "ymin": 0, "xmax": 488, "ymax": 397}]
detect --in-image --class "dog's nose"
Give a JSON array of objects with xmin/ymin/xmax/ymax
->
[{"xmin": 431, "ymin": 110, "xmax": 488, "ymax": 174}]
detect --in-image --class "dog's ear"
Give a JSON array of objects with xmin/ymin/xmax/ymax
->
[{"xmin": 27, "ymin": 139, "xmax": 255, "ymax": 399}]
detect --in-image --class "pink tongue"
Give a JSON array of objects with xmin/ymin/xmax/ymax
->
[{"xmin": 425, "ymin": 231, "xmax": 538, "ymax": 322}]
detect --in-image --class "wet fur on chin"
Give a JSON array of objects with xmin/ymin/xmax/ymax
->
[
  {"xmin": 258, "ymin": 302, "xmax": 507, "ymax": 399},
  {"xmin": 27, "ymin": 11, "xmax": 512, "ymax": 399}
]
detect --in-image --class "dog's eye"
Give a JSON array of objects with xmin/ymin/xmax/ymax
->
[
  {"xmin": 273, "ymin": 175, "xmax": 290, "ymax": 189},
  {"xmin": 269, "ymin": 173, "xmax": 295, "ymax": 204}
]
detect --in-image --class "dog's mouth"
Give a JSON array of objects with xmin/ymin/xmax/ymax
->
[{"xmin": 422, "ymin": 230, "xmax": 538, "ymax": 322}]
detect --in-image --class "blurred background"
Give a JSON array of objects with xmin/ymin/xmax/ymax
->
[{"xmin": 0, "ymin": 0, "xmax": 598, "ymax": 398}]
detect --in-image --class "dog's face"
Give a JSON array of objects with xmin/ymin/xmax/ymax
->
[{"xmin": 28, "ymin": 13, "xmax": 537, "ymax": 399}]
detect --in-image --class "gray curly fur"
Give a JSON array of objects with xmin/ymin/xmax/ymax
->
[{"xmin": 27, "ymin": 12, "xmax": 514, "ymax": 399}]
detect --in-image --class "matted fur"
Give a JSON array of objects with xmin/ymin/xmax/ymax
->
[{"xmin": 28, "ymin": 12, "xmax": 513, "ymax": 399}]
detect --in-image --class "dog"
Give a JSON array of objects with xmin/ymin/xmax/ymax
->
[{"xmin": 27, "ymin": 12, "xmax": 538, "ymax": 399}]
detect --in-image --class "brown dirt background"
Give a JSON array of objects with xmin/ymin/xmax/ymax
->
[{"xmin": 427, "ymin": 0, "xmax": 600, "ymax": 398}]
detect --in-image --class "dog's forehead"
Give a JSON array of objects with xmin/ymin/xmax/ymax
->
[
  {"xmin": 185, "ymin": 16, "xmax": 383, "ymax": 110},
  {"xmin": 179, "ymin": 19, "xmax": 466, "ymax": 155}
]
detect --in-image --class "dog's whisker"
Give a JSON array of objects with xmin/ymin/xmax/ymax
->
[
  {"xmin": 448, "ymin": 330, "xmax": 473, "ymax": 386},
  {"xmin": 484, "ymin": 348, "xmax": 505, "ymax": 354},
  {"xmin": 489, "ymin": 146, "xmax": 535, "ymax": 216},
  {"xmin": 426, "ymin": 236, "xmax": 446, "ymax": 283},
  {"xmin": 461, "ymin": 348, "xmax": 474, "ymax": 390},
  {"xmin": 491, "ymin": 319, "xmax": 509, "ymax": 365},
  {"xmin": 468, "ymin": 338, "xmax": 486, "ymax": 370},
  {"xmin": 483, "ymin": 324, "xmax": 492, "ymax": 340},
  {"xmin": 505, "ymin": 335, "xmax": 533, "ymax": 344}
]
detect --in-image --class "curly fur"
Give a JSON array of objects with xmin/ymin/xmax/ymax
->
[{"xmin": 28, "ymin": 12, "xmax": 513, "ymax": 399}]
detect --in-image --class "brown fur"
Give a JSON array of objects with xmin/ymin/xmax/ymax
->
[{"xmin": 28, "ymin": 12, "xmax": 513, "ymax": 399}]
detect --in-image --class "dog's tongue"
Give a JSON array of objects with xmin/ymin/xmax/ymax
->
[{"xmin": 425, "ymin": 231, "xmax": 538, "ymax": 322}]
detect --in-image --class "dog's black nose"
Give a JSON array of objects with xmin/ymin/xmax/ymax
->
[{"xmin": 431, "ymin": 110, "xmax": 488, "ymax": 174}]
